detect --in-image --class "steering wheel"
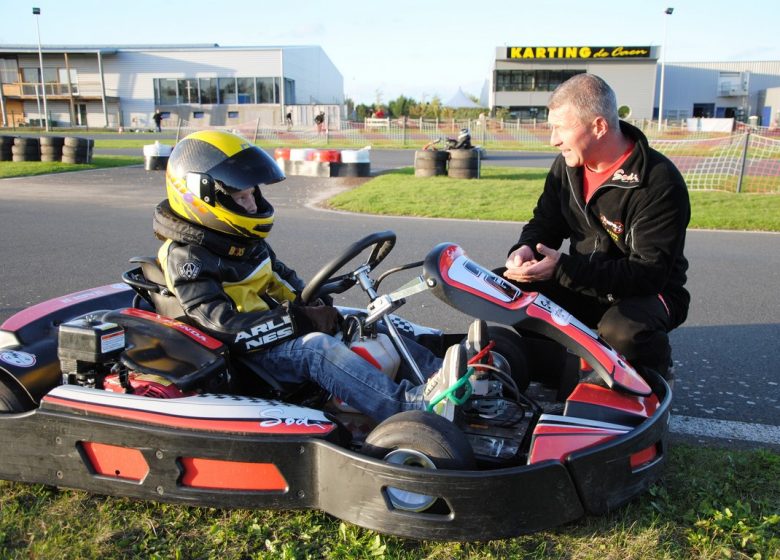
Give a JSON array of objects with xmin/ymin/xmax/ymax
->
[{"xmin": 300, "ymin": 231, "xmax": 396, "ymax": 304}]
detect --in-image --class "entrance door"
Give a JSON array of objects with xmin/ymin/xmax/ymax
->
[
  {"xmin": 693, "ymin": 103, "xmax": 715, "ymax": 118},
  {"xmin": 76, "ymin": 103, "xmax": 87, "ymax": 126}
]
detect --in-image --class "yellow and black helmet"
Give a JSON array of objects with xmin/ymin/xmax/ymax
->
[{"xmin": 166, "ymin": 130, "xmax": 285, "ymax": 239}]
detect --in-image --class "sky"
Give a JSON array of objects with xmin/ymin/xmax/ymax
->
[{"xmin": 1, "ymin": 0, "xmax": 779, "ymax": 105}]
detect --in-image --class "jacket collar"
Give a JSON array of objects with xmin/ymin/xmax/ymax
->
[{"xmin": 153, "ymin": 200, "xmax": 264, "ymax": 260}]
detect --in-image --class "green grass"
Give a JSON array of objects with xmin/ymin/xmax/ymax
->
[
  {"xmin": 328, "ymin": 167, "xmax": 780, "ymax": 232},
  {"xmin": 1, "ymin": 444, "xmax": 777, "ymax": 559},
  {"xmin": 0, "ymin": 155, "xmax": 143, "ymax": 178}
]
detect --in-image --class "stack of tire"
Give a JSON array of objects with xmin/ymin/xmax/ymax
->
[
  {"xmin": 62, "ymin": 137, "xmax": 94, "ymax": 164},
  {"xmin": 40, "ymin": 136, "xmax": 66, "ymax": 162},
  {"xmin": 0, "ymin": 135, "xmax": 15, "ymax": 161},
  {"xmin": 413, "ymin": 150, "xmax": 449, "ymax": 177},
  {"xmin": 11, "ymin": 137, "xmax": 41, "ymax": 162},
  {"xmin": 447, "ymin": 149, "xmax": 481, "ymax": 179}
]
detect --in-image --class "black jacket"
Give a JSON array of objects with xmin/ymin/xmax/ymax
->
[
  {"xmin": 512, "ymin": 121, "xmax": 690, "ymax": 327},
  {"xmin": 153, "ymin": 201, "xmax": 306, "ymax": 353}
]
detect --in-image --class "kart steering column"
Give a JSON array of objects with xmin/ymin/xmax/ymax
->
[{"xmin": 357, "ymin": 270, "xmax": 429, "ymax": 384}]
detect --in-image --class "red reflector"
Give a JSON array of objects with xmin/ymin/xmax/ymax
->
[
  {"xmin": 180, "ymin": 457, "xmax": 288, "ymax": 491},
  {"xmin": 81, "ymin": 442, "xmax": 150, "ymax": 482},
  {"xmin": 630, "ymin": 444, "xmax": 659, "ymax": 469}
]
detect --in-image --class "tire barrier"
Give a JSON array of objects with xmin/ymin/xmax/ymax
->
[
  {"xmin": 414, "ymin": 150, "xmax": 449, "ymax": 177},
  {"xmin": 39, "ymin": 136, "xmax": 65, "ymax": 162},
  {"xmin": 60, "ymin": 137, "xmax": 94, "ymax": 164},
  {"xmin": 275, "ymin": 147, "xmax": 371, "ymax": 178},
  {"xmin": 0, "ymin": 135, "xmax": 17, "ymax": 161},
  {"xmin": 142, "ymin": 141, "xmax": 173, "ymax": 171},
  {"xmin": 447, "ymin": 149, "xmax": 481, "ymax": 179},
  {"xmin": 312, "ymin": 149, "xmax": 341, "ymax": 163},
  {"xmin": 11, "ymin": 137, "xmax": 40, "ymax": 162},
  {"xmin": 274, "ymin": 147, "xmax": 291, "ymax": 161}
]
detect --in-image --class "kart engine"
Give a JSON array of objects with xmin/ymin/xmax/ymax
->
[{"xmin": 57, "ymin": 314, "xmax": 188, "ymax": 398}]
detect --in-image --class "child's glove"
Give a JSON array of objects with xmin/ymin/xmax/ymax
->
[{"xmin": 291, "ymin": 304, "xmax": 342, "ymax": 335}]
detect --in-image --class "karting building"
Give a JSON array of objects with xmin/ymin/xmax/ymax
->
[
  {"xmin": 0, "ymin": 44, "xmax": 344, "ymax": 129},
  {"xmin": 489, "ymin": 45, "xmax": 660, "ymax": 121},
  {"xmin": 488, "ymin": 46, "xmax": 780, "ymax": 126}
]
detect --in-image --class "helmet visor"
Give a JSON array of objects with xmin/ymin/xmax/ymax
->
[{"xmin": 207, "ymin": 145, "xmax": 285, "ymax": 193}]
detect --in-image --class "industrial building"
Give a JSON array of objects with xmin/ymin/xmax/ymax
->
[
  {"xmin": 488, "ymin": 46, "xmax": 780, "ymax": 126},
  {"xmin": 0, "ymin": 44, "xmax": 344, "ymax": 129}
]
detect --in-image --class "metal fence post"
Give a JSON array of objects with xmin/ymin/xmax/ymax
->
[
  {"xmin": 253, "ymin": 117, "xmax": 260, "ymax": 143},
  {"xmin": 736, "ymin": 130, "xmax": 750, "ymax": 194}
]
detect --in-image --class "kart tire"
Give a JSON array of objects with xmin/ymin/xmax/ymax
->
[
  {"xmin": 363, "ymin": 410, "xmax": 475, "ymax": 471},
  {"xmin": 0, "ymin": 378, "xmax": 30, "ymax": 413},
  {"xmin": 64, "ymin": 136, "xmax": 88, "ymax": 148},
  {"xmin": 39, "ymin": 136, "xmax": 65, "ymax": 147},
  {"xmin": 486, "ymin": 325, "xmax": 530, "ymax": 392},
  {"xmin": 13, "ymin": 137, "xmax": 39, "ymax": 149}
]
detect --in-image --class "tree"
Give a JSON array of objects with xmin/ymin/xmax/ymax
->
[{"xmin": 387, "ymin": 95, "xmax": 415, "ymax": 118}]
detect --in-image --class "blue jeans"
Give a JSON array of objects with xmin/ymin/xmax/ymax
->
[{"xmin": 252, "ymin": 331, "xmax": 443, "ymax": 422}]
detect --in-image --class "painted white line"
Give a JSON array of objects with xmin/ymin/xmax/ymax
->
[{"xmin": 670, "ymin": 415, "xmax": 780, "ymax": 445}]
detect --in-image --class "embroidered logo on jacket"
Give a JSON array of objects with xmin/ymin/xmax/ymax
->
[
  {"xmin": 599, "ymin": 215, "xmax": 625, "ymax": 242},
  {"xmin": 178, "ymin": 261, "xmax": 201, "ymax": 280},
  {"xmin": 611, "ymin": 168, "xmax": 639, "ymax": 183}
]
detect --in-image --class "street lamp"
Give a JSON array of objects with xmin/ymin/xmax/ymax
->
[
  {"xmin": 33, "ymin": 6, "xmax": 49, "ymax": 131},
  {"xmin": 657, "ymin": 7, "xmax": 674, "ymax": 131}
]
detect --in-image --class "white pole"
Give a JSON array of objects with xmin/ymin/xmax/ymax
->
[
  {"xmin": 33, "ymin": 7, "xmax": 49, "ymax": 131},
  {"xmin": 658, "ymin": 7, "xmax": 673, "ymax": 132}
]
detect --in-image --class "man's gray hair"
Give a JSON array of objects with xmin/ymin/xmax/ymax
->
[{"xmin": 548, "ymin": 74, "xmax": 620, "ymax": 130}]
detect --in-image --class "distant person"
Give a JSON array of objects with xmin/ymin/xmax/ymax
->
[
  {"xmin": 374, "ymin": 107, "xmax": 385, "ymax": 119},
  {"xmin": 152, "ymin": 110, "xmax": 164, "ymax": 132},
  {"xmin": 501, "ymin": 73, "xmax": 690, "ymax": 386},
  {"xmin": 285, "ymin": 110, "xmax": 293, "ymax": 130},
  {"xmin": 314, "ymin": 111, "xmax": 326, "ymax": 135},
  {"xmin": 446, "ymin": 128, "xmax": 472, "ymax": 150}
]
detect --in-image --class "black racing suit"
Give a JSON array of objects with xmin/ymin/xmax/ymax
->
[
  {"xmin": 153, "ymin": 201, "xmax": 309, "ymax": 391},
  {"xmin": 508, "ymin": 121, "xmax": 690, "ymax": 378}
]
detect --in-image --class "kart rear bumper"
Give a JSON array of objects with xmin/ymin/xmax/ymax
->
[{"xmin": 0, "ymin": 374, "xmax": 670, "ymax": 541}]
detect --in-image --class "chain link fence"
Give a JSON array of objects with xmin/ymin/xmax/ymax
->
[{"xmin": 171, "ymin": 117, "xmax": 780, "ymax": 194}]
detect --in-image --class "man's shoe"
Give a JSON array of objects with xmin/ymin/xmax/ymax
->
[{"xmin": 423, "ymin": 344, "xmax": 471, "ymax": 421}]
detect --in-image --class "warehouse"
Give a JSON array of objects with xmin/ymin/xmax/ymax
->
[
  {"xmin": 0, "ymin": 44, "xmax": 344, "ymax": 129},
  {"xmin": 489, "ymin": 45, "xmax": 659, "ymax": 121},
  {"xmin": 489, "ymin": 46, "xmax": 780, "ymax": 126}
]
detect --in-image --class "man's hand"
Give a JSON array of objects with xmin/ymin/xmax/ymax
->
[{"xmin": 503, "ymin": 243, "xmax": 560, "ymax": 283}]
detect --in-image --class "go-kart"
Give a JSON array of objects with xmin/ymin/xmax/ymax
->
[{"xmin": 0, "ymin": 231, "xmax": 670, "ymax": 541}]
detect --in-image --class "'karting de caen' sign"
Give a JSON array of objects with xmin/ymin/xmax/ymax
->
[{"xmin": 507, "ymin": 46, "xmax": 651, "ymax": 60}]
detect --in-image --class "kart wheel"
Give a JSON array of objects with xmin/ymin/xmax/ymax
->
[
  {"xmin": 0, "ymin": 378, "xmax": 31, "ymax": 413},
  {"xmin": 363, "ymin": 410, "xmax": 475, "ymax": 512},
  {"xmin": 486, "ymin": 326, "xmax": 530, "ymax": 393}
]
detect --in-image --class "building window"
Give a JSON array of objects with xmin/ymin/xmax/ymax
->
[
  {"xmin": 256, "ymin": 77, "xmax": 276, "ymax": 103},
  {"xmin": 193, "ymin": 111, "xmax": 204, "ymax": 118},
  {"xmin": 0, "ymin": 58, "xmax": 18, "ymax": 84},
  {"xmin": 237, "ymin": 77, "xmax": 254, "ymax": 104},
  {"xmin": 495, "ymin": 69, "xmax": 584, "ymax": 92},
  {"xmin": 178, "ymin": 79, "xmax": 197, "ymax": 104},
  {"xmin": 228, "ymin": 111, "xmax": 239, "ymax": 118},
  {"xmin": 218, "ymin": 78, "xmax": 237, "ymax": 104},
  {"xmin": 157, "ymin": 78, "xmax": 178, "ymax": 105},
  {"xmin": 154, "ymin": 75, "xmax": 287, "ymax": 105},
  {"xmin": 58, "ymin": 68, "xmax": 79, "ymax": 95},
  {"xmin": 199, "ymin": 78, "xmax": 217, "ymax": 104}
]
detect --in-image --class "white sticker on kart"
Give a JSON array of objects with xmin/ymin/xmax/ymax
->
[
  {"xmin": 534, "ymin": 295, "xmax": 593, "ymax": 336},
  {"xmin": 0, "ymin": 350, "xmax": 37, "ymax": 368}
]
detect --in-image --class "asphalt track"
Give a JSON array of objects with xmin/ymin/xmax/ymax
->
[{"xmin": 0, "ymin": 158, "xmax": 778, "ymax": 451}]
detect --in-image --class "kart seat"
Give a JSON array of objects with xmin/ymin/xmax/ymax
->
[
  {"xmin": 102, "ymin": 308, "xmax": 228, "ymax": 391},
  {"xmin": 125, "ymin": 256, "xmax": 187, "ymax": 321}
]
